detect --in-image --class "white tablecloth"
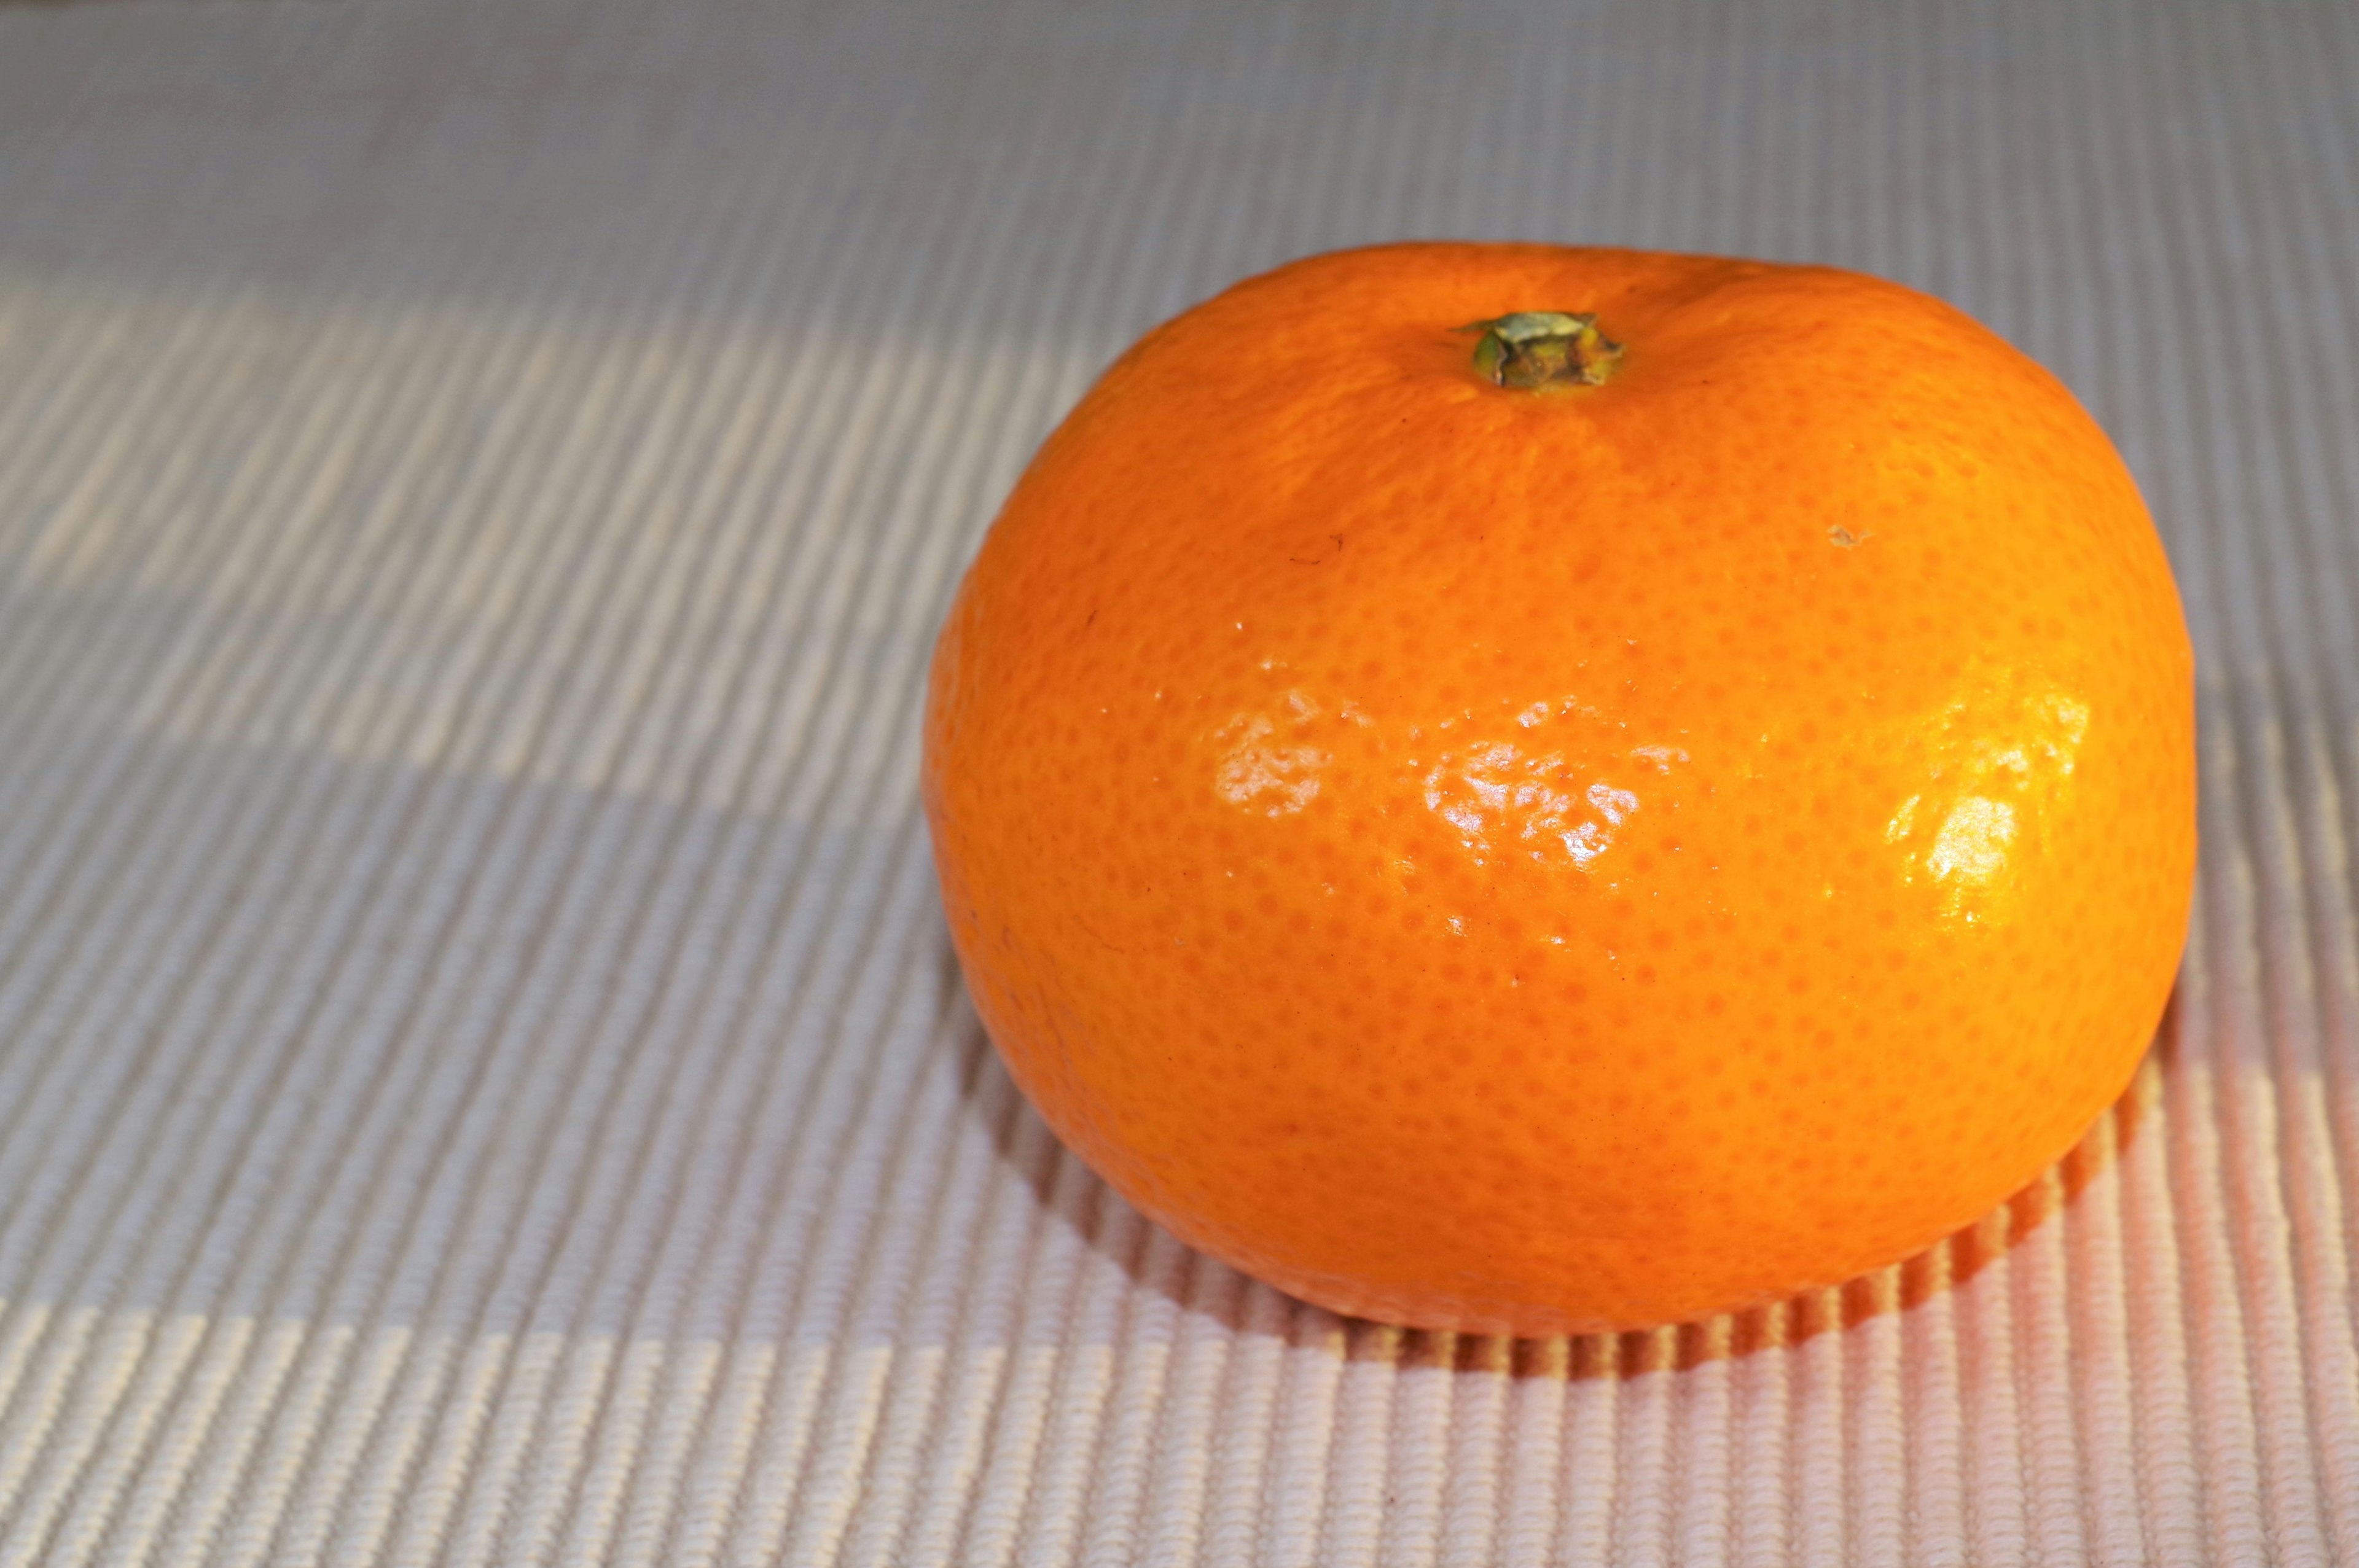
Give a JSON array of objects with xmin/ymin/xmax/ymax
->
[{"xmin": 0, "ymin": 1, "xmax": 2352, "ymax": 1561}]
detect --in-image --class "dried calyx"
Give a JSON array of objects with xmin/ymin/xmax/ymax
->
[{"xmin": 1461, "ymin": 311, "xmax": 1624, "ymax": 390}]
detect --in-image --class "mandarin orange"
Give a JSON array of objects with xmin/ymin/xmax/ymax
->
[{"xmin": 922, "ymin": 243, "xmax": 2194, "ymax": 1336}]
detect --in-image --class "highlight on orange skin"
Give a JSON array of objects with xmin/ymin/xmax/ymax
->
[{"xmin": 924, "ymin": 242, "xmax": 2196, "ymax": 1337}]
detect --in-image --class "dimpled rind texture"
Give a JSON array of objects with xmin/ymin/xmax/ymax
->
[{"xmin": 923, "ymin": 243, "xmax": 2196, "ymax": 1336}]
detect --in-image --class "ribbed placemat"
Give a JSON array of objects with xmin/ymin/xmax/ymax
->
[{"xmin": 0, "ymin": 1, "xmax": 2353, "ymax": 1561}]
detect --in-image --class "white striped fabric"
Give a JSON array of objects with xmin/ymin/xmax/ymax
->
[{"xmin": 0, "ymin": 1, "xmax": 2352, "ymax": 1562}]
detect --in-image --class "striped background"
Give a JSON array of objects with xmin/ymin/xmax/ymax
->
[{"xmin": 0, "ymin": 1, "xmax": 2355, "ymax": 1562}]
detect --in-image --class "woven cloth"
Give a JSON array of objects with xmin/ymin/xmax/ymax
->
[{"xmin": 0, "ymin": 1, "xmax": 2353, "ymax": 1562}]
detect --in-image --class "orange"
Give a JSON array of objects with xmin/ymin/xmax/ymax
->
[{"xmin": 921, "ymin": 243, "xmax": 2194, "ymax": 1336}]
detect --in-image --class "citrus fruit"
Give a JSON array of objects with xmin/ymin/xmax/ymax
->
[{"xmin": 921, "ymin": 243, "xmax": 2194, "ymax": 1336}]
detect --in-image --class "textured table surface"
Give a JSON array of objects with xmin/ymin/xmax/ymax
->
[{"xmin": 0, "ymin": 1, "xmax": 2355, "ymax": 1562}]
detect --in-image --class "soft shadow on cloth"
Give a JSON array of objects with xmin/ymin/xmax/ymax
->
[{"xmin": 0, "ymin": 728, "xmax": 955, "ymax": 1340}]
